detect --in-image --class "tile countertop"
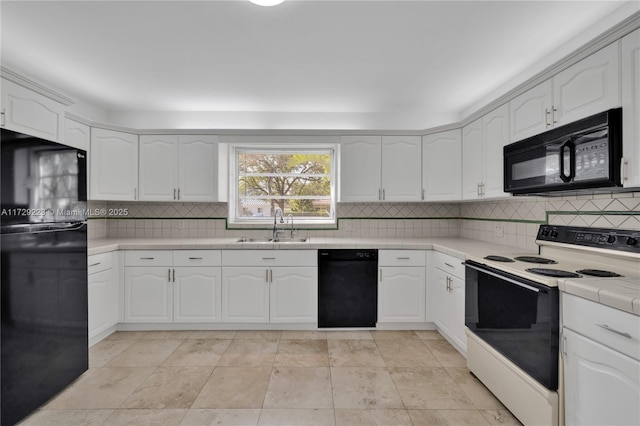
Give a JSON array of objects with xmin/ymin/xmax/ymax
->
[{"xmin": 88, "ymin": 236, "xmax": 640, "ymax": 316}]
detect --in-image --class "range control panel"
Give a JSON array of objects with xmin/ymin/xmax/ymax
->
[{"xmin": 537, "ymin": 225, "xmax": 640, "ymax": 253}]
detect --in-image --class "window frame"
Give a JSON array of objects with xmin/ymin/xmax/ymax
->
[{"xmin": 228, "ymin": 143, "xmax": 337, "ymax": 226}]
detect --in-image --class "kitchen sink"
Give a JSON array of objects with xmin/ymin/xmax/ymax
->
[
  {"xmin": 235, "ymin": 237, "xmax": 274, "ymax": 243},
  {"xmin": 234, "ymin": 237, "xmax": 309, "ymax": 243},
  {"xmin": 273, "ymin": 237, "xmax": 309, "ymax": 243}
]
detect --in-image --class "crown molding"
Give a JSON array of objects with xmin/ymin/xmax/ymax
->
[{"xmin": 0, "ymin": 66, "xmax": 76, "ymax": 106}]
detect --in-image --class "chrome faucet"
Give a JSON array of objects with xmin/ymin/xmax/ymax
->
[
  {"xmin": 287, "ymin": 214, "xmax": 296, "ymax": 238},
  {"xmin": 273, "ymin": 207, "xmax": 285, "ymax": 240}
]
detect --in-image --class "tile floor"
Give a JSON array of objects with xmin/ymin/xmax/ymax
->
[{"xmin": 21, "ymin": 330, "xmax": 522, "ymax": 425}]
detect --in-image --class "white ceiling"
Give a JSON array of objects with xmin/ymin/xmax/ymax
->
[{"xmin": 1, "ymin": 0, "xmax": 637, "ymax": 130}]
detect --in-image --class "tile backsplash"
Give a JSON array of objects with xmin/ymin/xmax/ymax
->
[{"xmin": 88, "ymin": 191, "xmax": 640, "ymax": 251}]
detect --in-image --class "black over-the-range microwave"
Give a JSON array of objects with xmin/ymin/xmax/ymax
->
[{"xmin": 504, "ymin": 108, "xmax": 625, "ymax": 195}]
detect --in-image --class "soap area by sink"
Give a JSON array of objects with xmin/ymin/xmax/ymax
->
[{"xmin": 236, "ymin": 237, "xmax": 310, "ymax": 243}]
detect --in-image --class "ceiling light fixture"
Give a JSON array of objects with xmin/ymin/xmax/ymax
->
[{"xmin": 249, "ymin": 0, "xmax": 285, "ymax": 6}]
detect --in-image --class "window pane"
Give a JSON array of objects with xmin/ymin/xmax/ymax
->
[{"xmin": 233, "ymin": 148, "xmax": 334, "ymax": 222}]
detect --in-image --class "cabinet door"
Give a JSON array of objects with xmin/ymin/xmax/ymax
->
[
  {"xmin": 64, "ymin": 119, "xmax": 90, "ymax": 151},
  {"xmin": 622, "ymin": 29, "xmax": 640, "ymax": 188},
  {"xmin": 448, "ymin": 274, "xmax": 466, "ymax": 354},
  {"xmin": 270, "ymin": 267, "xmax": 317, "ymax": 323},
  {"xmin": 563, "ymin": 328, "xmax": 639, "ymax": 426},
  {"xmin": 462, "ymin": 119, "xmax": 483, "ymax": 200},
  {"xmin": 422, "ymin": 130, "xmax": 462, "ymax": 201},
  {"xmin": 88, "ymin": 269, "xmax": 115, "ymax": 338},
  {"xmin": 339, "ymin": 136, "xmax": 381, "ymax": 202},
  {"xmin": 381, "ymin": 136, "xmax": 422, "ymax": 201},
  {"xmin": 378, "ymin": 266, "xmax": 426, "ymax": 323},
  {"xmin": 509, "ymin": 80, "xmax": 553, "ymax": 142},
  {"xmin": 431, "ymin": 268, "xmax": 450, "ymax": 333},
  {"xmin": 174, "ymin": 267, "xmax": 222, "ymax": 323},
  {"xmin": 178, "ymin": 135, "xmax": 220, "ymax": 201},
  {"xmin": 221, "ymin": 267, "xmax": 269, "ymax": 323},
  {"xmin": 482, "ymin": 104, "xmax": 510, "ymax": 199},
  {"xmin": 139, "ymin": 135, "xmax": 178, "ymax": 201},
  {"xmin": 1, "ymin": 79, "xmax": 64, "ymax": 142},
  {"xmin": 124, "ymin": 267, "xmax": 172, "ymax": 323},
  {"xmin": 90, "ymin": 128, "xmax": 139, "ymax": 201},
  {"xmin": 553, "ymin": 42, "xmax": 620, "ymax": 126}
]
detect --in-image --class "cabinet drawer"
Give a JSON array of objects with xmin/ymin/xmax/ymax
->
[
  {"xmin": 379, "ymin": 250, "xmax": 426, "ymax": 267},
  {"xmin": 222, "ymin": 250, "xmax": 316, "ymax": 267},
  {"xmin": 431, "ymin": 251, "xmax": 465, "ymax": 278},
  {"xmin": 563, "ymin": 293, "xmax": 640, "ymax": 361},
  {"xmin": 124, "ymin": 250, "xmax": 172, "ymax": 266},
  {"xmin": 88, "ymin": 252, "xmax": 113, "ymax": 274},
  {"xmin": 173, "ymin": 250, "xmax": 221, "ymax": 267}
]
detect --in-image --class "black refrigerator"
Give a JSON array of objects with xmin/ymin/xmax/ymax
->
[{"xmin": 1, "ymin": 128, "xmax": 88, "ymax": 426}]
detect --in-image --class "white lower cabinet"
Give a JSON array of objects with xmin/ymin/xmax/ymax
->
[
  {"xmin": 270, "ymin": 267, "xmax": 317, "ymax": 323},
  {"xmin": 428, "ymin": 251, "xmax": 466, "ymax": 354},
  {"xmin": 123, "ymin": 250, "xmax": 221, "ymax": 324},
  {"xmin": 88, "ymin": 252, "xmax": 117, "ymax": 344},
  {"xmin": 221, "ymin": 250, "xmax": 317, "ymax": 324},
  {"xmin": 378, "ymin": 250, "xmax": 426, "ymax": 323},
  {"xmin": 562, "ymin": 293, "xmax": 640, "ymax": 426},
  {"xmin": 221, "ymin": 268, "xmax": 270, "ymax": 323},
  {"xmin": 124, "ymin": 267, "xmax": 172, "ymax": 323}
]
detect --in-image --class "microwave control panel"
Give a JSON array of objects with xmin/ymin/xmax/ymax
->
[{"xmin": 573, "ymin": 139, "xmax": 609, "ymax": 182}]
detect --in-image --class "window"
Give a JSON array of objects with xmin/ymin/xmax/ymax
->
[{"xmin": 230, "ymin": 145, "xmax": 336, "ymax": 224}]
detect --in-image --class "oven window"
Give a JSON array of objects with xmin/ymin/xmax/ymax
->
[{"xmin": 465, "ymin": 265, "xmax": 559, "ymax": 390}]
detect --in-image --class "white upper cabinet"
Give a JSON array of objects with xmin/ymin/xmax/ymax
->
[
  {"xmin": 139, "ymin": 135, "xmax": 179, "ymax": 201},
  {"xmin": 482, "ymin": 104, "xmax": 510, "ymax": 198},
  {"xmin": 553, "ymin": 42, "xmax": 620, "ymax": 126},
  {"xmin": 509, "ymin": 80, "xmax": 553, "ymax": 142},
  {"xmin": 339, "ymin": 135, "xmax": 421, "ymax": 202},
  {"xmin": 1, "ymin": 79, "xmax": 64, "ymax": 142},
  {"xmin": 621, "ymin": 29, "xmax": 640, "ymax": 188},
  {"xmin": 179, "ymin": 135, "xmax": 227, "ymax": 202},
  {"xmin": 138, "ymin": 134, "xmax": 226, "ymax": 202},
  {"xmin": 462, "ymin": 118, "xmax": 484, "ymax": 200},
  {"xmin": 381, "ymin": 136, "xmax": 422, "ymax": 202},
  {"xmin": 463, "ymin": 105, "xmax": 510, "ymax": 200},
  {"xmin": 510, "ymin": 42, "xmax": 620, "ymax": 143},
  {"xmin": 422, "ymin": 130, "xmax": 462, "ymax": 201},
  {"xmin": 64, "ymin": 119, "xmax": 90, "ymax": 151},
  {"xmin": 90, "ymin": 128, "xmax": 139, "ymax": 201},
  {"xmin": 339, "ymin": 136, "xmax": 382, "ymax": 202}
]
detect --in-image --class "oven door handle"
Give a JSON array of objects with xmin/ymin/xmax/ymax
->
[{"xmin": 464, "ymin": 262, "xmax": 540, "ymax": 293}]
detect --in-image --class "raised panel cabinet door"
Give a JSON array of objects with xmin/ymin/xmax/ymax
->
[
  {"xmin": 124, "ymin": 267, "xmax": 172, "ymax": 323},
  {"xmin": 90, "ymin": 128, "xmax": 139, "ymax": 201},
  {"xmin": 173, "ymin": 267, "xmax": 221, "ymax": 323},
  {"xmin": 221, "ymin": 267, "xmax": 269, "ymax": 323},
  {"xmin": 339, "ymin": 136, "xmax": 381, "ymax": 202},
  {"xmin": 88, "ymin": 269, "xmax": 114, "ymax": 338},
  {"xmin": 553, "ymin": 42, "xmax": 620, "ymax": 126},
  {"xmin": 622, "ymin": 29, "xmax": 640, "ymax": 188},
  {"xmin": 378, "ymin": 267, "xmax": 426, "ymax": 323},
  {"xmin": 482, "ymin": 104, "xmax": 510, "ymax": 199},
  {"xmin": 1, "ymin": 79, "xmax": 64, "ymax": 142},
  {"xmin": 563, "ymin": 328, "xmax": 639, "ymax": 426},
  {"xmin": 269, "ymin": 267, "xmax": 317, "ymax": 323},
  {"xmin": 509, "ymin": 80, "xmax": 553, "ymax": 142},
  {"xmin": 448, "ymin": 274, "xmax": 466, "ymax": 354},
  {"xmin": 64, "ymin": 119, "xmax": 90, "ymax": 151},
  {"xmin": 422, "ymin": 130, "xmax": 462, "ymax": 201},
  {"xmin": 139, "ymin": 135, "xmax": 178, "ymax": 201},
  {"xmin": 178, "ymin": 135, "xmax": 220, "ymax": 201},
  {"xmin": 462, "ymin": 119, "xmax": 483, "ymax": 200},
  {"xmin": 381, "ymin": 136, "xmax": 422, "ymax": 202}
]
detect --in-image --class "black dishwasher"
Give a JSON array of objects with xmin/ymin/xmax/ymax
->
[{"xmin": 318, "ymin": 249, "xmax": 378, "ymax": 328}]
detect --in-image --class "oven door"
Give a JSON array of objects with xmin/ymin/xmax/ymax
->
[{"xmin": 465, "ymin": 260, "xmax": 559, "ymax": 390}]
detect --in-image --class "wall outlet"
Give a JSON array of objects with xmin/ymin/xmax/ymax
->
[
  {"xmin": 494, "ymin": 225, "xmax": 504, "ymax": 238},
  {"xmin": 178, "ymin": 220, "xmax": 186, "ymax": 230},
  {"xmin": 342, "ymin": 220, "xmax": 355, "ymax": 232}
]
